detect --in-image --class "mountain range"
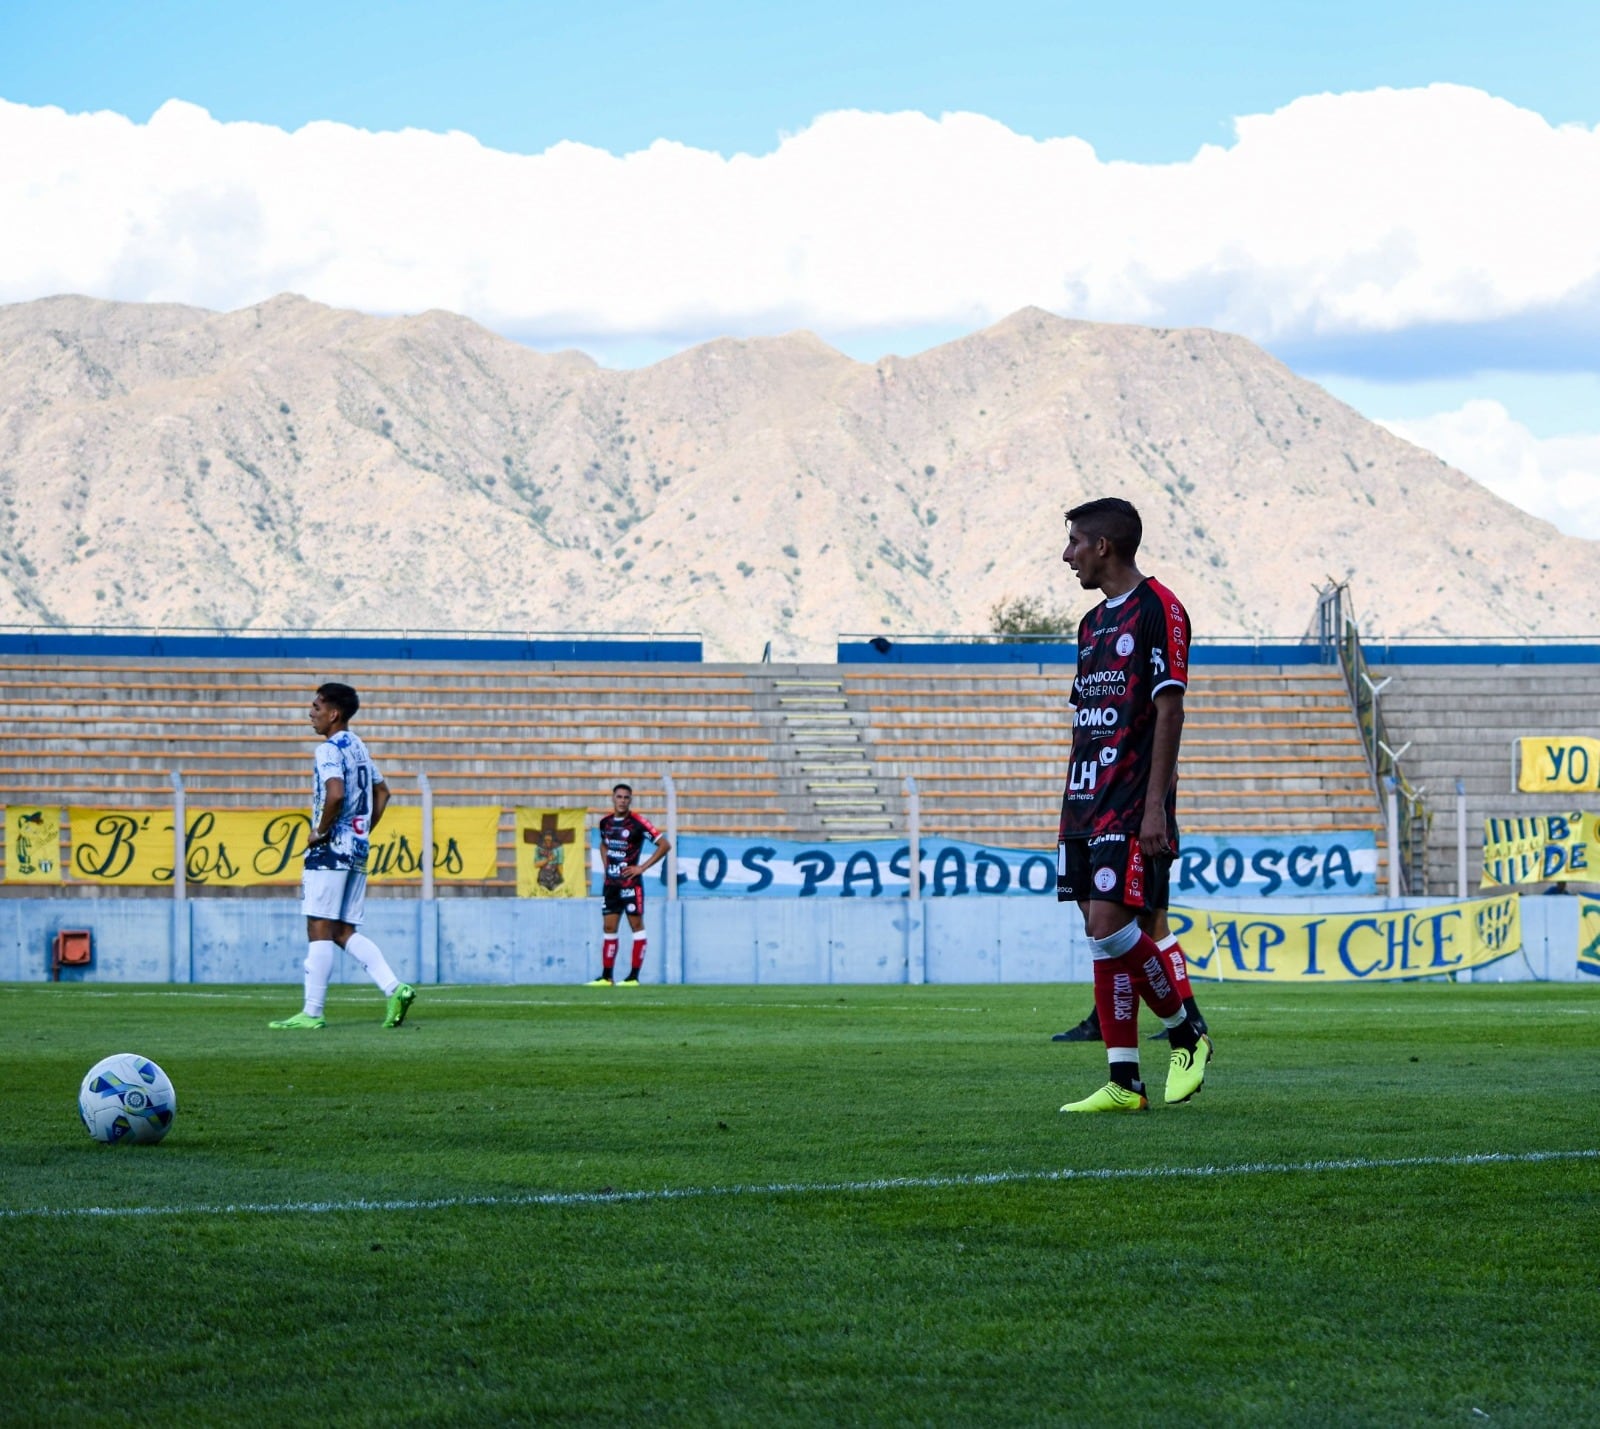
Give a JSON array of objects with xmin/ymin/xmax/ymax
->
[{"xmin": 0, "ymin": 294, "xmax": 1589, "ymax": 658}]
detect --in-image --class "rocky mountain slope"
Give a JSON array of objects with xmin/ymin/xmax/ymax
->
[{"xmin": 0, "ymin": 295, "xmax": 1589, "ymax": 658}]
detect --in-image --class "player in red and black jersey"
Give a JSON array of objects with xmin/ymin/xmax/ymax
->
[
  {"xmin": 587, "ymin": 783, "xmax": 671, "ymax": 985},
  {"xmin": 1052, "ymin": 503, "xmax": 1210, "ymax": 1045},
  {"xmin": 1052, "ymin": 497, "xmax": 1212, "ymax": 1113}
]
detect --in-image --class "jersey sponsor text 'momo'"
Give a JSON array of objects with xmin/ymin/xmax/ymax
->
[
  {"xmin": 1060, "ymin": 576, "xmax": 1189, "ymax": 842},
  {"xmin": 599, "ymin": 811, "xmax": 664, "ymax": 886}
]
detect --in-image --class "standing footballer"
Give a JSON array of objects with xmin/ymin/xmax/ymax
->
[
  {"xmin": 1055, "ymin": 498, "xmax": 1212, "ymax": 1112},
  {"xmin": 587, "ymin": 783, "xmax": 671, "ymax": 986},
  {"xmin": 270, "ymin": 682, "xmax": 416, "ymax": 1030}
]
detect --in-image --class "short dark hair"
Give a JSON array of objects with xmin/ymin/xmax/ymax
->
[
  {"xmin": 1065, "ymin": 497, "xmax": 1142, "ymax": 561},
  {"xmin": 317, "ymin": 682, "xmax": 361, "ymax": 719},
  {"xmin": 612, "ymin": 782, "xmax": 633, "ymax": 795}
]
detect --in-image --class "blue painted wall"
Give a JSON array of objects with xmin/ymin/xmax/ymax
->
[{"xmin": 2, "ymin": 894, "xmax": 1580, "ymax": 984}]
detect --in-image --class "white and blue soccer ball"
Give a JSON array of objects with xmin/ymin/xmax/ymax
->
[{"xmin": 78, "ymin": 1053, "xmax": 177, "ymax": 1145}]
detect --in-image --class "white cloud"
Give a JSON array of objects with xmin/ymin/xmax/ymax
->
[
  {"xmin": 1381, "ymin": 401, "xmax": 1600, "ymax": 539},
  {"xmin": 0, "ymin": 86, "xmax": 1598, "ymax": 347}
]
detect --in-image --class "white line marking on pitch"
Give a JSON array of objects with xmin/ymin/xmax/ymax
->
[
  {"xmin": 5, "ymin": 1148, "xmax": 1594, "ymax": 1222},
  {"xmin": 0, "ymin": 987, "xmax": 989, "ymax": 1014}
]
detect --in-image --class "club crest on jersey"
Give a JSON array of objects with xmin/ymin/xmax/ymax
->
[{"xmin": 1116, "ymin": 633, "xmax": 1135, "ymax": 656}]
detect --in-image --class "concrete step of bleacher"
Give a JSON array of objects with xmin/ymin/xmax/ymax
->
[{"xmin": 1369, "ymin": 660, "xmax": 1600, "ymax": 895}]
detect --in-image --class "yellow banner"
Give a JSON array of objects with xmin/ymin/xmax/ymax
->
[
  {"xmin": 367, "ymin": 807, "xmax": 500, "ymax": 883},
  {"xmin": 67, "ymin": 807, "xmax": 500, "ymax": 886},
  {"xmin": 1518, "ymin": 736, "xmax": 1600, "ymax": 794},
  {"xmin": 1481, "ymin": 812, "xmax": 1599, "ymax": 887},
  {"xmin": 4, "ymin": 805, "xmax": 63, "ymax": 882},
  {"xmin": 516, "ymin": 808, "xmax": 587, "ymax": 897},
  {"xmin": 1580, "ymin": 898, "xmax": 1600, "ymax": 979},
  {"xmin": 1169, "ymin": 895, "xmax": 1521, "ymax": 981}
]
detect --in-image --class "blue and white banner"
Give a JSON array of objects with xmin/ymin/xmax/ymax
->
[
  {"xmin": 592, "ymin": 835, "xmax": 1056, "ymax": 898},
  {"xmin": 1174, "ymin": 833, "xmax": 1378, "ymax": 898},
  {"xmin": 589, "ymin": 830, "xmax": 1379, "ymax": 899}
]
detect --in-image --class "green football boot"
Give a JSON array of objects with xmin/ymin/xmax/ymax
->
[
  {"xmin": 269, "ymin": 1012, "xmax": 326, "ymax": 1030},
  {"xmin": 1165, "ymin": 1034, "xmax": 1213, "ymax": 1104},
  {"xmin": 1060, "ymin": 1082, "xmax": 1149, "ymax": 1113},
  {"xmin": 383, "ymin": 984, "xmax": 416, "ymax": 1028}
]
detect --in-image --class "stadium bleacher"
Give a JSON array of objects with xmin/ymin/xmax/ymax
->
[
  {"xmin": 846, "ymin": 665, "xmax": 1379, "ymax": 845},
  {"xmin": 1371, "ymin": 660, "xmax": 1600, "ymax": 895},
  {"xmin": 0, "ymin": 652, "xmax": 1388, "ymax": 892}
]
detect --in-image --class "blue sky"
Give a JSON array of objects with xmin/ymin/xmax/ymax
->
[
  {"xmin": 1, "ymin": 1, "xmax": 1597, "ymax": 533},
  {"xmin": 4, "ymin": 1, "xmax": 1595, "ymax": 167}
]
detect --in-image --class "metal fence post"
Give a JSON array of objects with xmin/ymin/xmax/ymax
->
[
  {"xmin": 170, "ymin": 770, "xmax": 191, "ymax": 982},
  {"xmin": 905, "ymin": 774, "xmax": 924, "ymax": 985},
  {"xmin": 1386, "ymin": 777, "xmax": 1401, "ymax": 900},
  {"xmin": 417, "ymin": 769, "xmax": 438, "ymax": 984},
  {"xmin": 418, "ymin": 769, "xmax": 435, "ymax": 902},
  {"xmin": 1456, "ymin": 778, "xmax": 1468, "ymax": 901},
  {"xmin": 662, "ymin": 769, "xmax": 680, "ymax": 984}
]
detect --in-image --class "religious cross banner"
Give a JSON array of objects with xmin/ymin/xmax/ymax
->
[{"xmin": 515, "ymin": 807, "xmax": 588, "ymax": 897}]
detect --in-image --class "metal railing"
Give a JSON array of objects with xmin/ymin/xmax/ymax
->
[{"xmin": 1324, "ymin": 584, "xmax": 1431, "ymax": 894}]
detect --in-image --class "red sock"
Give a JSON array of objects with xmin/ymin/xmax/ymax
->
[
  {"xmin": 1159, "ymin": 936, "xmax": 1195, "ymax": 1001},
  {"xmin": 1093, "ymin": 955, "xmax": 1140, "ymax": 1052},
  {"xmin": 602, "ymin": 937, "xmax": 618, "ymax": 975},
  {"xmin": 1128, "ymin": 934, "xmax": 1184, "ymax": 1019},
  {"xmin": 630, "ymin": 937, "xmax": 646, "ymax": 974}
]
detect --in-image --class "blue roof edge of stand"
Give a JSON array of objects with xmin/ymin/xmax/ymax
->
[
  {"xmin": 0, "ymin": 631, "xmax": 703, "ymax": 662},
  {"xmin": 837, "ymin": 639, "xmax": 1600, "ymax": 665}
]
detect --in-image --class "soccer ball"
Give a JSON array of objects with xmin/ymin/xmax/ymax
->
[{"xmin": 78, "ymin": 1053, "xmax": 177, "ymax": 1145}]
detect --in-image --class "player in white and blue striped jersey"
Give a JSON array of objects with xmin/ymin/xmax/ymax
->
[{"xmin": 270, "ymin": 681, "xmax": 416, "ymax": 1030}]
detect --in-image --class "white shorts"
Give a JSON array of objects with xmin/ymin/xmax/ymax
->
[{"xmin": 302, "ymin": 868, "xmax": 367, "ymax": 924}]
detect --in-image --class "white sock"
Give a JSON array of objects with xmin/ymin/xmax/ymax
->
[
  {"xmin": 303, "ymin": 940, "xmax": 336, "ymax": 1017},
  {"xmin": 343, "ymin": 931, "xmax": 400, "ymax": 997}
]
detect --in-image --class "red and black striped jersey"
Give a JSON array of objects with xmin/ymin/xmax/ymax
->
[
  {"xmin": 598, "ymin": 811, "xmax": 664, "ymax": 886},
  {"xmin": 1059, "ymin": 576, "xmax": 1189, "ymax": 841}
]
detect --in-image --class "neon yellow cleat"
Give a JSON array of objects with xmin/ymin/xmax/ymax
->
[
  {"xmin": 269, "ymin": 1012, "xmax": 326, "ymax": 1030},
  {"xmin": 383, "ymin": 983, "xmax": 416, "ymax": 1028},
  {"xmin": 586, "ymin": 975, "xmax": 614, "ymax": 986},
  {"xmin": 1060, "ymin": 1082, "xmax": 1148, "ymax": 1113},
  {"xmin": 1165, "ymin": 1034, "xmax": 1213, "ymax": 1104}
]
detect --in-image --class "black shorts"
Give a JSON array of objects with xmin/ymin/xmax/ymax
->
[
  {"xmin": 1057, "ymin": 836, "xmax": 1171, "ymax": 911},
  {"xmin": 603, "ymin": 881, "xmax": 644, "ymax": 918}
]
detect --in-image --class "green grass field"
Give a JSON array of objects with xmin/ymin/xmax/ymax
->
[{"xmin": 4, "ymin": 979, "xmax": 1599, "ymax": 1427}]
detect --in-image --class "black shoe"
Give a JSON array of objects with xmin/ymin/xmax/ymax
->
[{"xmin": 1051, "ymin": 1016, "xmax": 1102, "ymax": 1043}]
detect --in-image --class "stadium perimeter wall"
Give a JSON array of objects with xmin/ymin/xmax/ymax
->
[{"xmin": 2, "ymin": 894, "xmax": 1581, "ymax": 985}]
